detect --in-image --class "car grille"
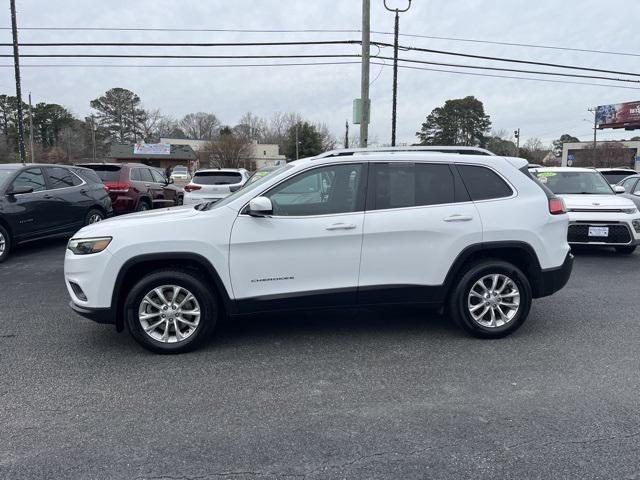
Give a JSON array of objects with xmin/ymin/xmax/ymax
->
[{"xmin": 568, "ymin": 223, "xmax": 632, "ymax": 245}]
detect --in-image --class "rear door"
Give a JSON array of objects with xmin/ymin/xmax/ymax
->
[
  {"xmin": 43, "ymin": 166, "xmax": 87, "ymax": 231},
  {"xmin": 229, "ymin": 162, "xmax": 367, "ymax": 312},
  {"xmin": 136, "ymin": 168, "xmax": 158, "ymax": 207},
  {"xmin": 358, "ymin": 161, "xmax": 482, "ymax": 304}
]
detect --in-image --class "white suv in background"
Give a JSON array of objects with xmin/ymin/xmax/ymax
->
[
  {"xmin": 533, "ymin": 167, "xmax": 640, "ymax": 254},
  {"xmin": 183, "ymin": 168, "xmax": 249, "ymax": 205},
  {"xmin": 65, "ymin": 147, "xmax": 573, "ymax": 353}
]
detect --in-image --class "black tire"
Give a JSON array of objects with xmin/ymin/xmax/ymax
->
[
  {"xmin": 124, "ymin": 269, "xmax": 218, "ymax": 354},
  {"xmin": 176, "ymin": 195, "xmax": 183, "ymax": 206},
  {"xmin": 447, "ymin": 260, "xmax": 532, "ymax": 339},
  {"xmin": 0, "ymin": 224, "xmax": 11, "ymax": 264},
  {"xmin": 615, "ymin": 245, "xmax": 636, "ymax": 255},
  {"xmin": 136, "ymin": 199, "xmax": 150, "ymax": 212},
  {"xmin": 84, "ymin": 208, "xmax": 105, "ymax": 226}
]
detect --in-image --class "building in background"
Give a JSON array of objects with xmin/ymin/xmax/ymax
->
[
  {"xmin": 160, "ymin": 138, "xmax": 286, "ymax": 170},
  {"xmin": 561, "ymin": 140, "xmax": 640, "ymax": 170},
  {"xmin": 110, "ymin": 143, "xmax": 197, "ymax": 171}
]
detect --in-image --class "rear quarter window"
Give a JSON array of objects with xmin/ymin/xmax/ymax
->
[{"xmin": 457, "ymin": 165, "xmax": 513, "ymax": 201}]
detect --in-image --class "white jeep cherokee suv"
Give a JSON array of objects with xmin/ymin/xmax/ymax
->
[
  {"xmin": 533, "ymin": 167, "xmax": 640, "ymax": 254},
  {"xmin": 65, "ymin": 147, "xmax": 573, "ymax": 353}
]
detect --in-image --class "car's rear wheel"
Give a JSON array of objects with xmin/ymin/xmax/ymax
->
[
  {"xmin": 176, "ymin": 195, "xmax": 183, "ymax": 206},
  {"xmin": 0, "ymin": 225, "xmax": 11, "ymax": 263},
  {"xmin": 136, "ymin": 199, "xmax": 150, "ymax": 212},
  {"xmin": 615, "ymin": 245, "xmax": 636, "ymax": 255},
  {"xmin": 448, "ymin": 260, "xmax": 532, "ymax": 338},
  {"xmin": 124, "ymin": 269, "xmax": 217, "ymax": 353},
  {"xmin": 84, "ymin": 208, "xmax": 105, "ymax": 225}
]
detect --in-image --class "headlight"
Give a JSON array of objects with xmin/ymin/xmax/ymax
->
[
  {"xmin": 67, "ymin": 237, "xmax": 112, "ymax": 255},
  {"xmin": 623, "ymin": 208, "xmax": 638, "ymax": 214}
]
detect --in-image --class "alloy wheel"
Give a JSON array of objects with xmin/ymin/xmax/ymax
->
[
  {"xmin": 0, "ymin": 231, "xmax": 5, "ymax": 255},
  {"xmin": 88, "ymin": 213, "xmax": 103, "ymax": 224},
  {"xmin": 138, "ymin": 285, "xmax": 201, "ymax": 343},
  {"xmin": 467, "ymin": 274, "xmax": 520, "ymax": 328}
]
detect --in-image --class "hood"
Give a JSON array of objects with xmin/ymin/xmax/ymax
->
[
  {"xmin": 73, "ymin": 205, "xmax": 200, "ymax": 238},
  {"xmin": 558, "ymin": 194, "xmax": 637, "ymax": 211}
]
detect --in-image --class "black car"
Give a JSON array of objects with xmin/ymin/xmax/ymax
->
[{"xmin": 0, "ymin": 163, "xmax": 113, "ymax": 263}]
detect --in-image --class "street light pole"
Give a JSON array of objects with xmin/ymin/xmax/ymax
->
[
  {"xmin": 9, "ymin": 0, "xmax": 26, "ymax": 163},
  {"xmin": 359, "ymin": 0, "xmax": 370, "ymax": 148},
  {"xmin": 384, "ymin": 0, "xmax": 412, "ymax": 147},
  {"xmin": 28, "ymin": 92, "xmax": 34, "ymax": 163},
  {"xmin": 588, "ymin": 107, "xmax": 597, "ymax": 166},
  {"xmin": 514, "ymin": 128, "xmax": 520, "ymax": 155}
]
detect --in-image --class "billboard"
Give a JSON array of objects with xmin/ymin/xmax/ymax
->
[
  {"xmin": 133, "ymin": 143, "xmax": 171, "ymax": 155},
  {"xmin": 596, "ymin": 101, "xmax": 640, "ymax": 130}
]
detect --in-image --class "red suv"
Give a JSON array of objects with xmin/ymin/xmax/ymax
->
[{"xmin": 78, "ymin": 163, "xmax": 184, "ymax": 215}]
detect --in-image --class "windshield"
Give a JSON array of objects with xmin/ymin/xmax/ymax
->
[
  {"xmin": 197, "ymin": 164, "xmax": 292, "ymax": 211},
  {"xmin": 246, "ymin": 169, "xmax": 275, "ymax": 185},
  {"xmin": 193, "ymin": 171, "xmax": 242, "ymax": 185},
  {"xmin": 535, "ymin": 171, "xmax": 613, "ymax": 195},
  {"xmin": 173, "ymin": 166, "xmax": 187, "ymax": 172}
]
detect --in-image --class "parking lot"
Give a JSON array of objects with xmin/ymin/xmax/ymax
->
[{"xmin": 1, "ymin": 240, "xmax": 639, "ymax": 479}]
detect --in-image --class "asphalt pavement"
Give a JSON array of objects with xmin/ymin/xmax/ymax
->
[{"xmin": 1, "ymin": 239, "xmax": 640, "ymax": 479}]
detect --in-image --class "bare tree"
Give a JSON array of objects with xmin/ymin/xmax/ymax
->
[
  {"xmin": 315, "ymin": 122, "xmax": 337, "ymax": 151},
  {"xmin": 204, "ymin": 128, "xmax": 252, "ymax": 169},
  {"xmin": 236, "ymin": 112, "xmax": 267, "ymax": 141},
  {"xmin": 179, "ymin": 112, "xmax": 220, "ymax": 140}
]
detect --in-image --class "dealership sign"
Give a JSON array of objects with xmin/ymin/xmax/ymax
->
[
  {"xmin": 133, "ymin": 143, "xmax": 171, "ymax": 155},
  {"xmin": 596, "ymin": 101, "xmax": 640, "ymax": 130}
]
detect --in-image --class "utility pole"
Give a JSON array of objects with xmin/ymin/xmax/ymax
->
[
  {"xmin": 384, "ymin": 0, "xmax": 412, "ymax": 147},
  {"xmin": 10, "ymin": 0, "xmax": 26, "ymax": 163},
  {"xmin": 295, "ymin": 124, "xmax": 299, "ymax": 160},
  {"xmin": 514, "ymin": 128, "xmax": 520, "ymax": 155},
  {"xmin": 89, "ymin": 115, "xmax": 97, "ymax": 162},
  {"xmin": 359, "ymin": 0, "xmax": 371, "ymax": 148},
  {"xmin": 28, "ymin": 92, "xmax": 34, "ymax": 163},
  {"xmin": 588, "ymin": 107, "xmax": 597, "ymax": 166},
  {"xmin": 131, "ymin": 98, "xmax": 137, "ymax": 143},
  {"xmin": 345, "ymin": 120, "xmax": 349, "ymax": 148}
]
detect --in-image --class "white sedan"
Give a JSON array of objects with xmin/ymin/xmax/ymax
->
[{"xmin": 183, "ymin": 168, "xmax": 249, "ymax": 206}]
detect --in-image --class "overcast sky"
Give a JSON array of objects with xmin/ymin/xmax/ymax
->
[{"xmin": 2, "ymin": 0, "xmax": 639, "ymax": 148}]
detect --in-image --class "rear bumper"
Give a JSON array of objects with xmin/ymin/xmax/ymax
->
[
  {"xmin": 70, "ymin": 301, "xmax": 115, "ymax": 325},
  {"xmin": 534, "ymin": 252, "xmax": 574, "ymax": 298}
]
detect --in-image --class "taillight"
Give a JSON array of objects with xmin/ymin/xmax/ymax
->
[
  {"xmin": 184, "ymin": 184, "xmax": 201, "ymax": 193},
  {"xmin": 548, "ymin": 197, "xmax": 566, "ymax": 215},
  {"xmin": 104, "ymin": 182, "xmax": 131, "ymax": 193}
]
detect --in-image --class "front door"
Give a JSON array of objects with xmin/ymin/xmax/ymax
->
[
  {"xmin": 358, "ymin": 161, "xmax": 482, "ymax": 304},
  {"xmin": 4, "ymin": 168, "xmax": 54, "ymax": 240},
  {"xmin": 229, "ymin": 162, "xmax": 367, "ymax": 313}
]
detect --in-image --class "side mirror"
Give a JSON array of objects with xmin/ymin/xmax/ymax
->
[
  {"xmin": 7, "ymin": 186, "xmax": 34, "ymax": 196},
  {"xmin": 247, "ymin": 196, "xmax": 273, "ymax": 217},
  {"xmin": 613, "ymin": 185, "xmax": 626, "ymax": 194}
]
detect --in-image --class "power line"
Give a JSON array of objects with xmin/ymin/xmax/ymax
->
[
  {"xmin": 2, "ymin": 26, "xmax": 638, "ymax": 58},
  {"xmin": 372, "ymin": 41, "xmax": 640, "ymax": 78},
  {"xmin": 0, "ymin": 53, "xmax": 361, "ymax": 59},
  {"xmin": 371, "ymin": 62, "xmax": 640, "ymax": 90},
  {"xmin": 4, "ymin": 39, "xmax": 639, "ymax": 78}
]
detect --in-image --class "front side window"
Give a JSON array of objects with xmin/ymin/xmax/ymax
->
[
  {"xmin": 139, "ymin": 168, "xmax": 155, "ymax": 183},
  {"xmin": 11, "ymin": 168, "xmax": 46, "ymax": 193},
  {"xmin": 371, "ymin": 162, "xmax": 456, "ymax": 210},
  {"xmin": 621, "ymin": 177, "xmax": 637, "ymax": 192},
  {"xmin": 265, "ymin": 163, "xmax": 364, "ymax": 216},
  {"xmin": 633, "ymin": 180, "xmax": 640, "ymax": 195},
  {"xmin": 47, "ymin": 167, "xmax": 82, "ymax": 189},
  {"xmin": 150, "ymin": 169, "xmax": 166, "ymax": 183},
  {"xmin": 458, "ymin": 165, "xmax": 513, "ymax": 201}
]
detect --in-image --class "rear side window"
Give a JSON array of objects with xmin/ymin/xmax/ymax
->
[
  {"xmin": 83, "ymin": 165, "xmax": 121, "ymax": 182},
  {"xmin": 47, "ymin": 167, "xmax": 82, "ymax": 189},
  {"xmin": 370, "ymin": 162, "xmax": 457, "ymax": 210},
  {"xmin": 193, "ymin": 171, "xmax": 243, "ymax": 185},
  {"xmin": 457, "ymin": 165, "xmax": 512, "ymax": 201}
]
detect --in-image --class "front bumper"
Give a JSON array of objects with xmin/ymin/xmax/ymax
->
[
  {"xmin": 70, "ymin": 301, "xmax": 115, "ymax": 325},
  {"xmin": 534, "ymin": 251, "xmax": 574, "ymax": 298}
]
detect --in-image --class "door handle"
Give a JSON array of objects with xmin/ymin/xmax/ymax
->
[
  {"xmin": 43, "ymin": 194, "xmax": 52, "ymax": 199},
  {"xmin": 443, "ymin": 214, "xmax": 473, "ymax": 222},
  {"xmin": 80, "ymin": 189, "xmax": 87, "ymax": 194},
  {"xmin": 326, "ymin": 223, "xmax": 357, "ymax": 231}
]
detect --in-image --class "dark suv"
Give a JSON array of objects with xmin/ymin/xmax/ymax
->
[
  {"xmin": 0, "ymin": 163, "xmax": 113, "ymax": 263},
  {"xmin": 78, "ymin": 163, "xmax": 184, "ymax": 215}
]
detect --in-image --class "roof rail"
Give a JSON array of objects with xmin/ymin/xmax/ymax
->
[{"xmin": 313, "ymin": 146, "xmax": 496, "ymax": 159}]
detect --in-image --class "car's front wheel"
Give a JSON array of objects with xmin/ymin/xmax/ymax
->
[
  {"xmin": 615, "ymin": 245, "xmax": 636, "ymax": 255},
  {"xmin": 0, "ymin": 224, "xmax": 11, "ymax": 263},
  {"xmin": 124, "ymin": 269, "xmax": 218, "ymax": 353},
  {"xmin": 448, "ymin": 260, "xmax": 532, "ymax": 339},
  {"xmin": 85, "ymin": 208, "xmax": 105, "ymax": 225}
]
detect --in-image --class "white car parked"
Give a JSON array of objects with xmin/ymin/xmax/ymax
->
[
  {"xmin": 533, "ymin": 167, "xmax": 640, "ymax": 254},
  {"xmin": 65, "ymin": 147, "xmax": 573, "ymax": 353},
  {"xmin": 183, "ymin": 168, "xmax": 249, "ymax": 206},
  {"xmin": 170, "ymin": 165, "xmax": 191, "ymax": 183}
]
